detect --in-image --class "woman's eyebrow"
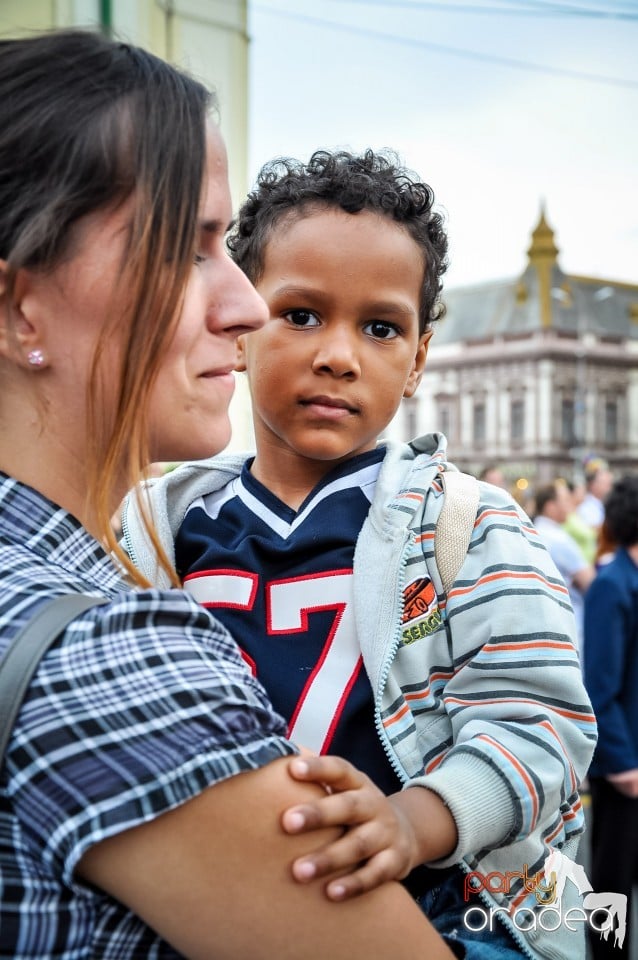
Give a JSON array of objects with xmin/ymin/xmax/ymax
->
[{"xmin": 199, "ymin": 219, "xmax": 227, "ymax": 235}]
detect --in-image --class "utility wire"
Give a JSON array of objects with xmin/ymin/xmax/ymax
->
[
  {"xmin": 322, "ymin": 0, "xmax": 638, "ymax": 18},
  {"xmin": 252, "ymin": 4, "xmax": 638, "ymax": 89},
  {"xmin": 503, "ymin": 0, "xmax": 638, "ymax": 12}
]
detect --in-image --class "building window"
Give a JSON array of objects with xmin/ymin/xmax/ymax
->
[
  {"xmin": 473, "ymin": 402, "xmax": 486, "ymax": 448},
  {"xmin": 604, "ymin": 399, "xmax": 618, "ymax": 447},
  {"xmin": 439, "ymin": 405, "xmax": 450, "ymax": 438},
  {"xmin": 561, "ymin": 397, "xmax": 576, "ymax": 447},
  {"xmin": 510, "ymin": 398, "xmax": 525, "ymax": 447},
  {"xmin": 437, "ymin": 398, "xmax": 451, "ymax": 439}
]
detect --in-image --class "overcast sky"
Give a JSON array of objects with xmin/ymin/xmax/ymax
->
[{"xmin": 246, "ymin": 0, "xmax": 637, "ymax": 291}]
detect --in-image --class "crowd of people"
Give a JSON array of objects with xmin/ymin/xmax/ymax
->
[
  {"xmin": 480, "ymin": 458, "xmax": 638, "ymax": 959},
  {"xmin": 0, "ymin": 25, "xmax": 635, "ymax": 960}
]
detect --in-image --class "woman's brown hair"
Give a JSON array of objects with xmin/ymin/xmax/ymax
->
[{"xmin": 0, "ymin": 29, "xmax": 214, "ymax": 586}]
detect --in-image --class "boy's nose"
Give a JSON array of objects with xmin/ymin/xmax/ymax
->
[{"xmin": 311, "ymin": 328, "xmax": 361, "ymax": 378}]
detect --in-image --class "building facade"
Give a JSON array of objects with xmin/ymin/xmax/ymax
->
[{"xmin": 389, "ymin": 210, "xmax": 638, "ymax": 489}]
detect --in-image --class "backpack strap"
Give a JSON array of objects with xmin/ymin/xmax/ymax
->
[
  {"xmin": 435, "ymin": 471, "xmax": 480, "ymax": 595},
  {"xmin": 0, "ymin": 594, "xmax": 107, "ymax": 765}
]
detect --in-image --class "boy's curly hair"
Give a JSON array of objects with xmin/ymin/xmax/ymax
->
[{"xmin": 227, "ymin": 148, "xmax": 449, "ymax": 334}]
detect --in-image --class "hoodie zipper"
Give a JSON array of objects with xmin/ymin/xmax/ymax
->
[
  {"xmin": 373, "ymin": 529, "xmax": 412, "ymax": 785},
  {"xmin": 372, "ymin": 528, "xmax": 541, "ymax": 960},
  {"xmin": 120, "ymin": 502, "xmax": 138, "ymax": 569}
]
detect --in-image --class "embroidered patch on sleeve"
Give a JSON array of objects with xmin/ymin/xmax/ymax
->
[{"xmin": 401, "ymin": 576, "xmax": 442, "ymax": 644}]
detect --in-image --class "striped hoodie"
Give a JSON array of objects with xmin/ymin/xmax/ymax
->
[{"xmin": 122, "ymin": 433, "xmax": 597, "ymax": 960}]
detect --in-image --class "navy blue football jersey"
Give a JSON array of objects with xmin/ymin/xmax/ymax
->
[{"xmin": 175, "ymin": 446, "xmax": 403, "ymax": 795}]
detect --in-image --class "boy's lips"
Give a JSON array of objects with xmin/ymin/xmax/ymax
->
[{"xmin": 299, "ymin": 395, "xmax": 359, "ymax": 418}]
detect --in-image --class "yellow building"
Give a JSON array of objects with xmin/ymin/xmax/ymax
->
[
  {"xmin": 0, "ymin": 1, "xmax": 249, "ymax": 206},
  {"xmin": 0, "ymin": 0, "xmax": 259, "ymax": 448}
]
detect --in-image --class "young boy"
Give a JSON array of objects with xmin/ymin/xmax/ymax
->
[{"xmin": 123, "ymin": 150, "xmax": 596, "ymax": 959}]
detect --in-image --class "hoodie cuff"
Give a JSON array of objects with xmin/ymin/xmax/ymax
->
[{"xmin": 405, "ymin": 751, "xmax": 517, "ymax": 868}]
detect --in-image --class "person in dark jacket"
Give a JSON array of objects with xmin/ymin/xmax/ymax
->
[{"xmin": 584, "ymin": 473, "xmax": 638, "ymax": 959}]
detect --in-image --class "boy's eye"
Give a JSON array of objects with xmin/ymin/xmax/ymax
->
[
  {"xmin": 364, "ymin": 320, "xmax": 399, "ymax": 340},
  {"xmin": 193, "ymin": 253, "xmax": 206, "ymax": 266},
  {"xmin": 283, "ymin": 309, "xmax": 320, "ymax": 328}
]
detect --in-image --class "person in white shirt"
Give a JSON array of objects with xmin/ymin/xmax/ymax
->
[
  {"xmin": 577, "ymin": 456, "xmax": 613, "ymax": 531},
  {"xmin": 534, "ymin": 480, "xmax": 595, "ymax": 660}
]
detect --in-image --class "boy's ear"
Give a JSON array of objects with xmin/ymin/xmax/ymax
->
[
  {"xmin": 403, "ymin": 330, "xmax": 432, "ymax": 398},
  {"xmin": 234, "ymin": 334, "xmax": 247, "ymax": 372}
]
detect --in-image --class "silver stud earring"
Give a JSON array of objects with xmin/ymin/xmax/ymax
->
[{"xmin": 27, "ymin": 349, "xmax": 45, "ymax": 367}]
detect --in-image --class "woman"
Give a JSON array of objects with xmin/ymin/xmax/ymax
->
[{"xmin": 0, "ymin": 29, "xmax": 453, "ymax": 959}]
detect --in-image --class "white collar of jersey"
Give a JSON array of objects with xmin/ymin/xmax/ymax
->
[{"xmin": 214, "ymin": 461, "xmax": 382, "ymax": 540}]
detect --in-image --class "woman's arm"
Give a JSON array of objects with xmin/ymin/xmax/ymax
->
[{"xmin": 78, "ymin": 756, "xmax": 454, "ymax": 960}]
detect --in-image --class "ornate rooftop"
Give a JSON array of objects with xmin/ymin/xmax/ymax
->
[{"xmin": 435, "ymin": 210, "xmax": 638, "ymax": 345}]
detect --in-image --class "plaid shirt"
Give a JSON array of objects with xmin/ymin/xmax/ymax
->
[{"xmin": 0, "ymin": 473, "xmax": 294, "ymax": 959}]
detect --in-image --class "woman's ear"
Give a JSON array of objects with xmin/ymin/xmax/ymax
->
[
  {"xmin": 0, "ymin": 262, "xmax": 47, "ymax": 366},
  {"xmin": 235, "ymin": 334, "xmax": 247, "ymax": 372},
  {"xmin": 403, "ymin": 329, "xmax": 433, "ymax": 399}
]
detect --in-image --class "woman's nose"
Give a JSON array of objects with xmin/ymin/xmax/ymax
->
[{"xmin": 211, "ymin": 256, "xmax": 268, "ymax": 337}]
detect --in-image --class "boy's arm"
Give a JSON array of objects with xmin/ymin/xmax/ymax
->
[
  {"xmin": 282, "ymin": 755, "xmax": 457, "ymax": 900},
  {"xmin": 284, "ymin": 489, "xmax": 597, "ymax": 897},
  {"xmin": 415, "ymin": 488, "xmax": 597, "ymax": 863},
  {"xmin": 389, "ymin": 782, "xmax": 457, "ymax": 863}
]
